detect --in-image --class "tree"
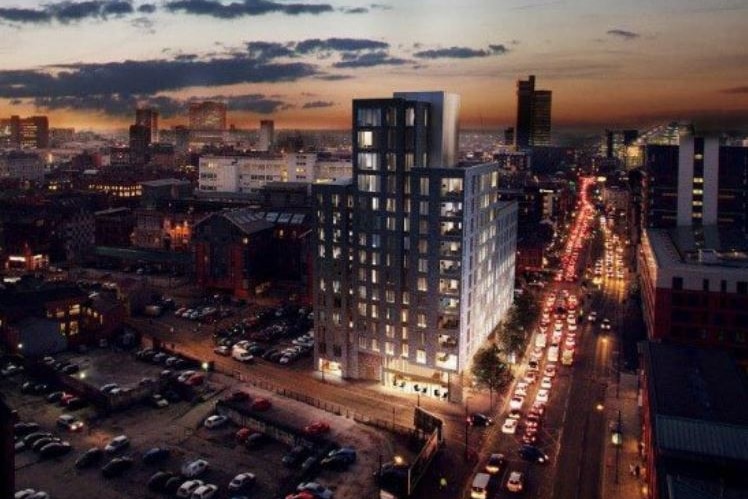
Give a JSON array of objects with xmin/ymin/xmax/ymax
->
[{"xmin": 471, "ymin": 344, "xmax": 513, "ymax": 409}]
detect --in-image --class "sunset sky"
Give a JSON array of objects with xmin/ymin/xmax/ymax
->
[{"xmin": 0, "ymin": 0, "xmax": 746, "ymax": 133}]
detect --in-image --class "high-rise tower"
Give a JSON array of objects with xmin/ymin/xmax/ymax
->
[{"xmin": 514, "ymin": 75, "xmax": 552, "ymax": 148}]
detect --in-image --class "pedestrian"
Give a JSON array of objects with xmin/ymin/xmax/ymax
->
[
  {"xmin": 629, "ymin": 463, "xmax": 636, "ymax": 476},
  {"xmin": 635, "ymin": 465, "xmax": 641, "ymax": 478}
]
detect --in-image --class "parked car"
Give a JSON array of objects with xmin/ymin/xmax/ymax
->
[
  {"xmin": 64, "ymin": 397, "xmax": 88, "ymax": 411},
  {"xmin": 321, "ymin": 446, "xmax": 357, "ymax": 469},
  {"xmin": 39, "ymin": 441, "xmax": 72, "ymax": 458},
  {"xmin": 283, "ymin": 445, "xmax": 309, "ymax": 467},
  {"xmin": 296, "ymin": 482, "xmax": 333, "ymax": 499},
  {"xmin": 225, "ymin": 390, "xmax": 250, "ymax": 403},
  {"xmin": 150, "ymin": 393, "xmax": 169, "ymax": 408},
  {"xmin": 101, "ymin": 456, "xmax": 134, "ymax": 478},
  {"xmin": 181, "ymin": 458, "xmax": 209, "ymax": 478},
  {"xmin": 75, "ymin": 447, "xmax": 104, "ymax": 469},
  {"xmin": 14, "ymin": 422, "xmax": 40, "ymax": 436},
  {"xmin": 191, "ymin": 484, "xmax": 218, "ymax": 499},
  {"xmin": 176, "ymin": 479, "xmax": 204, "ymax": 498},
  {"xmin": 244, "ymin": 433, "xmax": 268, "ymax": 449},
  {"xmin": 203, "ymin": 415, "xmax": 228, "ymax": 429},
  {"xmin": 213, "ymin": 346, "xmax": 230, "ymax": 356},
  {"xmin": 228, "ymin": 472, "xmax": 256, "ymax": 492},
  {"xmin": 303, "ymin": 421, "xmax": 330, "ymax": 436},
  {"xmin": 251, "ymin": 398, "xmax": 271, "ymax": 411},
  {"xmin": 104, "ymin": 435, "xmax": 130, "ymax": 454},
  {"xmin": 148, "ymin": 471, "xmax": 175, "ymax": 492},
  {"xmin": 142, "ymin": 447, "xmax": 170, "ymax": 465},
  {"xmin": 185, "ymin": 373, "xmax": 205, "ymax": 386}
]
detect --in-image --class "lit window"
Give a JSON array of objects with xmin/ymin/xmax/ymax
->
[{"xmin": 416, "ymin": 349, "xmax": 427, "ymax": 364}]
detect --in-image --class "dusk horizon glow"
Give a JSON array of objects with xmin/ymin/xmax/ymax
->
[{"xmin": 0, "ymin": 0, "xmax": 746, "ymax": 134}]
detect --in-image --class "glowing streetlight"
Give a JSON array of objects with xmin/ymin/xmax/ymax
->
[{"xmin": 596, "ymin": 403, "xmax": 604, "ymax": 411}]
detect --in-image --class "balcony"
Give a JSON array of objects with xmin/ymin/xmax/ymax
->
[
  {"xmin": 438, "ymin": 316, "xmax": 459, "ymax": 330},
  {"xmin": 438, "ymin": 334, "xmax": 458, "ymax": 348},
  {"xmin": 439, "ymin": 243, "xmax": 462, "ymax": 258}
]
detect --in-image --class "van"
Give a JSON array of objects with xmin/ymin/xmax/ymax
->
[{"xmin": 470, "ymin": 472, "xmax": 491, "ymax": 499}]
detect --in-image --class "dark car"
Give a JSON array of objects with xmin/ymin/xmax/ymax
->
[
  {"xmin": 75, "ymin": 447, "xmax": 104, "ymax": 469},
  {"xmin": 14, "ymin": 422, "xmax": 40, "ymax": 436},
  {"xmin": 163, "ymin": 476, "xmax": 184, "ymax": 495},
  {"xmin": 148, "ymin": 471, "xmax": 175, "ymax": 492},
  {"xmin": 142, "ymin": 447, "xmax": 170, "ymax": 465},
  {"xmin": 282, "ymin": 445, "xmax": 309, "ymax": 467},
  {"xmin": 518, "ymin": 445, "xmax": 549, "ymax": 464},
  {"xmin": 46, "ymin": 391, "xmax": 64, "ymax": 403},
  {"xmin": 65, "ymin": 398, "xmax": 88, "ymax": 411},
  {"xmin": 244, "ymin": 433, "xmax": 268, "ymax": 449},
  {"xmin": 32, "ymin": 437, "xmax": 61, "ymax": 452},
  {"xmin": 225, "ymin": 391, "xmax": 250, "ymax": 403},
  {"xmin": 23, "ymin": 432, "xmax": 53, "ymax": 446},
  {"xmin": 261, "ymin": 348, "xmax": 279, "ymax": 360},
  {"xmin": 39, "ymin": 442, "xmax": 72, "ymax": 459},
  {"xmin": 101, "ymin": 457, "xmax": 134, "ymax": 478},
  {"xmin": 61, "ymin": 364, "xmax": 80, "ymax": 375},
  {"xmin": 468, "ymin": 413, "xmax": 494, "ymax": 427}
]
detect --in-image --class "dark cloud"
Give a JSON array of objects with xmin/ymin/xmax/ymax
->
[
  {"xmin": 0, "ymin": 1, "xmax": 136, "ymax": 24},
  {"xmin": 332, "ymin": 51, "xmax": 409, "ymax": 68},
  {"xmin": 314, "ymin": 74, "xmax": 354, "ymax": 81},
  {"xmin": 296, "ymin": 37, "xmax": 389, "ymax": 55},
  {"xmin": 414, "ymin": 45, "xmax": 508, "ymax": 59},
  {"xmin": 130, "ymin": 16, "xmax": 155, "ymax": 33},
  {"xmin": 0, "ymin": 57, "xmax": 319, "ymax": 99},
  {"xmin": 246, "ymin": 41, "xmax": 296, "ymax": 61},
  {"xmin": 302, "ymin": 100, "xmax": 334, "ymax": 109},
  {"xmin": 606, "ymin": 29, "xmax": 640, "ymax": 39},
  {"xmin": 369, "ymin": 3, "xmax": 392, "ymax": 9},
  {"xmin": 138, "ymin": 3, "xmax": 157, "ymax": 13},
  {"xmin": 31, "ymin": 92, "xmax": 291, "ymax": 117},
  {"xmin": 342, "ymin": 7, "xmax": 368, "ymax": 14},
  {"xmin": 164, "ymin": 0, "xmax": 334, "ymax": 19},
  {"xmin": 722, "ymin": 86, "xmax": 748, "ymax": 94}
]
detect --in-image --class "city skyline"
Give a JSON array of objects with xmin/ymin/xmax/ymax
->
[{"xmin": 0, "ymin": 0, "xmax": 746, "ymax": 133}]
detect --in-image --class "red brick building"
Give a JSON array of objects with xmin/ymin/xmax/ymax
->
[
  {"xmin": 193, "ymin": 209, "xmax": 274, "ymax": 298},
  {"xmin": 638, "ymin": 227, "xmax": 748, "ymax": 364}
]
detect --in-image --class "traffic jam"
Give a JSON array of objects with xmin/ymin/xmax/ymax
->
[{"xmin": 471, "ymin": 177, "xmax": 596, "ymax": 498}]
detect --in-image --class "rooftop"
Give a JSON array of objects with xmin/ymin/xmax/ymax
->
[
  {"xmin": 645, "ymin": 226, "xmax": 748, "ymax": 270},
  {"xmin": 641, "ymin": 341, "xmax": 748, "ymax": 426},
  {"xmin": 140, "ymin": 178, "xmax": 191, "ymax": 187}
]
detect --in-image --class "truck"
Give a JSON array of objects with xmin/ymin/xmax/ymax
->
[{"xmin": 561, "ymin": 348, "xmax": 574, "ymax": 366}]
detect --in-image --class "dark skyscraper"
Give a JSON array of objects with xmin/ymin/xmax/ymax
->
[
  {"xmin": 135, "ymin": 107, "xmax": 159, "ymax": 143},
  {"xmin": 514, "ymin": 75, "xmax": 552, "ymax": 149}
]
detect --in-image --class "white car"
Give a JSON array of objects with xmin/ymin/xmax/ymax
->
[
  {"xmin": 514, "ymin": 382, "xmax": 528, "ymax": 397},
  {"xmin": 601, "ymin": 319, "xmax": 611, "ymax": 330},
  {"xmin": 176, "ymin": 480, "xmax": 204, "ymax": 498},
  {"xmin": 501, "ymin": 418, "xmax": 518, "ymax": 434},
  {"xmin": 228, "ymin": 472, "xmax": 256, "ymax": 492},
  {"xmin": 297, "ymin": 482, "xmax": 333, "ymax": 499},
  {"xmin": 105, "ymin": 435, "xmax": 129, "ymax": 453},
  {"xmin": 536, "ymin": 389, "xmax": 550, "ymax": 404},
  {"xmin": 191, "ymin": 484, "xmax": 218, "ymax": 499},
  {"xmin": 203, "ymin": 415, "xmax": 228, "ymax": 429},
  {"xmin": 509, "ymin": 396, "xmax": 525, "ymax": 410},
  {"xmin": 568, "ymin": 322, "xmax": 577, "ymax": 331},
  {"xmin": 541, "ymin": 376, "xmax": 553, "ymax": 390},
  {"xmin": 565, "ymin": 336, "xmax": 576, "ymax": 348},
  {"xmin": 544, "ymin": 364, "xmax": 557, "ymax": 378},
  {"xmin": 182, "ymin": 459, "xmax": 209, "ymax": 478}
]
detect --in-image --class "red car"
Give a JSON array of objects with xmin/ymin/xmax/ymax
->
[
  {"xmin": 251, "ymin": 398, "xmax": 271, "ymax": 411},
  {"xmin": 236, "ymin": 427, "xmax": 252, "ymax": 443},
  {"xmin": 185, "ymin": 373, "xmax": 205, "ymax": 386},
  {"xmin": 285, "ymin": 492, "xmax": 315, "ymax": 499},
  {"xmin": 303, "ymin": 422, "xmax": 330, "ymax": 436}
]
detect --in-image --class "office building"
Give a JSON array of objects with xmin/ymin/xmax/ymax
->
[
  {"xmin": 0, "ymin": 115, "xmax": 49, "ymax": 149},
  {"xmin": 639, "ymin": 341, "xmax": 748, "ymax": 499},
  {"xmin": 514, "ymin": 75, "xmax": 552, "ymax": 148},
  {"xmin": 0, "ymin": 151, "xmax": 44, "ymax": 182},
  {"xmin": 135, "ymin": 108, "xmax": 159, "ymax": 143},
  {"xmin": 638, "ymin": 226, "xmax": 748, "ymax": 362},
  {"xmin": 313, "ymin": 92, "xmax": 517, "ymax": 402},
  {"xmin": 259, "ymin": 120, "xmax": 275, "ymax": 151},
  {"xmin": 643, "ymin": 133, "xmax": 748, "ymax": 232},
  {"xmin": 189, "ymin": 101, "xmax": 227, "ymax": 131},
  {"xmin": 128, "ymin": 124, "xmax": 151, "ymax": 165},
  {"xmin": 198, "ymin": 152, "xmax": 352, "ymax": 193}
]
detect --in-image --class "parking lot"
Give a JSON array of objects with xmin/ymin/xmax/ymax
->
[{"xmin": 6, "ymin": 346, "xmax": 404, "ymax": 499}]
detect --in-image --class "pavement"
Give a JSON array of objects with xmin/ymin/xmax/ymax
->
[{"xmin": 601, "ymin": 371, "xmax": 645, "ymax": 499}]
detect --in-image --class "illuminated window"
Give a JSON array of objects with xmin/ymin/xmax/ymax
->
[{"xmin": 416, "ymin": 349, "xmax": 427, "ymax": 364}]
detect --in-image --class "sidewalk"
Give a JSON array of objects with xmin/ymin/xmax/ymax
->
[{"xmin": 602, "ymin": 371, "xmax": 645, "ymax": 499}]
